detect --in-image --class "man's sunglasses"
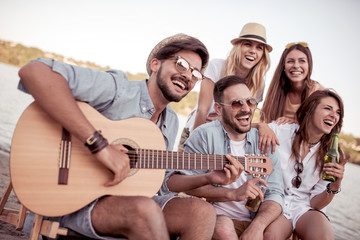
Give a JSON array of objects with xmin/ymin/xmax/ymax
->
[
  {"xmin": 170, "ymin": 56, "xmax": 203, "ymax": 83},
  {"xmin": 219, "ymin": 98, "xmax": 258, "ymax": 111},
  {"xmin": 291, "ymin": 161, "xmax": 304, "ymax": 188}
]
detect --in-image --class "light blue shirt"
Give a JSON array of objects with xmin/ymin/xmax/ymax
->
[
  {"xmin": 157, "ymin": 120, "xmax": 284, "ymax": 211},
  {"xmin": 18, "ymin": 58, "xmax": 178, "ymax": 150}
]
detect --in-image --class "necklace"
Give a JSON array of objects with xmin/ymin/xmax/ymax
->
[{"xmin": 307, "ymin": 141, "xmax": 318, "ymax": 148}]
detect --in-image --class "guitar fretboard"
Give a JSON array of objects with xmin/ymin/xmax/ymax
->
[{"xmin": 128, "ymin": 149, "xmax": 246, "ymax": 170}]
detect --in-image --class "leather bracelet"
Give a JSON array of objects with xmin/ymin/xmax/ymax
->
[
  {"xmin": 326, "ymin": 183, "xmax": 341, "ymax": 194},
  {"xmin": 84, "ymin": 130, "xmax": 109, "ymax": 154}
]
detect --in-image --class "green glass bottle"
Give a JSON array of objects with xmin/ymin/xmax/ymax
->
[{"xmin": 322, "ymin": 133, "xmax": 339, "ymax": 182}]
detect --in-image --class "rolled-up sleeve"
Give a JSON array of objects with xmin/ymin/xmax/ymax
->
[
  {"xmin": 18, "ymin": 58, "xmax": 128, "ymax": 112},
  {"xmin": 264, "ymin": 149, "xmax": 285, "ymax": 210}
]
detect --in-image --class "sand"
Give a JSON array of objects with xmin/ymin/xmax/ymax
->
[{"xmin": 0, "ymin": 150, "xmax": 27, "ymax": 239}]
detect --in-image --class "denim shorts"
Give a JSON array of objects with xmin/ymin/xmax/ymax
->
[{"xmin": 24, "ymin": 199, "xmax": 126, "ymax": 240}]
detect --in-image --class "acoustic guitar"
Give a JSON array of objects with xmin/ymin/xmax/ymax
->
[{"xmin": 10, "ymin": 101, "xmax": 273, "ymax": 217}]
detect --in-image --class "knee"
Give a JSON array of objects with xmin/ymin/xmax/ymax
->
[
  {"xmin": 188, "ymin": 199, "xmax": 216, "ymax": 220},
  {"xmin": 263, "ymin": 231, "xmax": 276, "ymax": 240},
  {"xmin": 213, "ymin": 216, "xmax": 236, "ymax": 240},
  {"xmin": 132, "ymin": 196, "xmax": 163, "ymax": 218}
]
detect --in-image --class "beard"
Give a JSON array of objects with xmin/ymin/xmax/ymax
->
[
  {"xmin": 222, "ymin": 108, "xmax": 252, "ymax": 134},
  {"xmin": 156, "ymin": 65, "xmax": 188, "ymax": 102}
]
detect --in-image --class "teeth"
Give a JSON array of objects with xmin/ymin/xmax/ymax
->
[
  {"xmin": 238, "ymin": 115, "xmax": 249, "ymax": 120},
  {"xmin": 246, "ymin": 56, "xmax": 255, "ymax": 61},
  {"xmin": 172, "ymin": 80, "xmax": 185, "ymax": 90},
  {"xmin": 324, "ymin": 120, "xmax": 334, "ymax": 126},
  {"xmin": 291, "ymin": 71, "xmax": 302, "ymax": 75}
]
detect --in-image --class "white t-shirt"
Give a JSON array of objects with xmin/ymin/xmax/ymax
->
[
  {"xmin": 268, "ymin": 122, "xmax": 328, "ymax": 228},
  {"xmin": 213, "ymin": 139, "xmax": 252, "ymax": 222}
]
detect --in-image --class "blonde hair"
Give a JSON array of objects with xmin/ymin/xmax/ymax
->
[{"xmin": 223, "ymin": 41, "xmax": 270, "ymax": 98}]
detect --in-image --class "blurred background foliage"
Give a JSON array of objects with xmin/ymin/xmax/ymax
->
[{"xmin": 1, "ymin": 39, "xmax": 359, "ymax": 164}]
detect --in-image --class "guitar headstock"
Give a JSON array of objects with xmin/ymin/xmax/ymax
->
[{"xmin": 244, "ymin": 154, "xmax": 273, "ymax": 177}]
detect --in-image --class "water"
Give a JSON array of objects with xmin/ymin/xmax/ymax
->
[{"xmin": 0, "ymin": 62, "xmax": 359, "ymax": 239}]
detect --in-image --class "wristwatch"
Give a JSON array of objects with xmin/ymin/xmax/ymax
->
[{"xmin": 326, "ymin": 183, "xmax": 341, "ymax": 194}]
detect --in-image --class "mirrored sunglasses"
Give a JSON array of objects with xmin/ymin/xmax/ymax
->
[
  {"xmin": 285, "ymin": 42, "xmax": 308, "ymax": 49},
  {"xmin": 220, "ymin": 98, "xmax": 258, "ymax": 111},
  {"xmin": 171, "ymin": 55, "xmax": 203, "ymax": 83},
  {"xmin": 291, "ymin": 161, "xmax": 303, "ymax": 188}
]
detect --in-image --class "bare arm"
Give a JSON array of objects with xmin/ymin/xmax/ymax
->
[
  {"xmin": 240, "ymin": 200, "xmax": 282, "ymax": 240},
  {"xmin": 167, "ymin": 154, "xmax": 243, "ymax": 192},
  {"xmin": 310, "ymin": 156, "xmax": 348, "ymax": 209},
  {"xmin": 192, "ymin": 78, "xmax": 215, "ymax": 130},
  {"xmin": 19, "ymin": 61, "xmax": 130, "ymax": 186}
]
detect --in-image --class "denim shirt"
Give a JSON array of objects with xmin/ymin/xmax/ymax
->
[
  {"xmin": 158, "ymin": 120, "xmax": 284, "ymax": 209},
  {"xmin": 18, "ymin": 58, "xmax": 178, "ymax": 150}
]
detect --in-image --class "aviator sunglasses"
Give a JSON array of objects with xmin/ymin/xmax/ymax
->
[
  {"xmin": 285, "ymin": 42, "xmax": 308, "ymax": 49},
  {"xmin": 169, "ymin": 56, "xmax": 204, "ymax": 83},
  {"xmin": 291, "ymin": 160, "xmax": 304, "ymax": 188},
  {"xmin": 219, "ymin": 97, "xmax": 258, "ymax": 111}
]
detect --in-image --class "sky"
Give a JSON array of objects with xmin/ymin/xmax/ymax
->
[{"xmin": 1, "ymin": 0, "xmax": 360, "ymax": 137}]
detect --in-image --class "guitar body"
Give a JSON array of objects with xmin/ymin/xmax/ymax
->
[{"xmin": 10, "ymin": 102, "xmax": 166, "ymax": 217}]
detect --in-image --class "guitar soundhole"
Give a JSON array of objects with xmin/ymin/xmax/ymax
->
[{"xmin": 111, "ymin": 138, "xmax": 140, "ymax": 177}]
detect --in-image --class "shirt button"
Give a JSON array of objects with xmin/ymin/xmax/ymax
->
[
  {"xmin": 287, "ymin": 188, "xmax": 290, "ymax": 190},
  {"xmin": 142, "ymin": 107, "xmax": 146, "ymax": 111}
]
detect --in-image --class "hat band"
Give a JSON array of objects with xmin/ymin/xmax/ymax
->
[{"xmin": 240, "ymin": 34, "xmax": 266, "ymax": 43}]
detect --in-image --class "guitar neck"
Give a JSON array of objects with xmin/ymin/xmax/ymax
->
[{"xmin": 129, "ymin": 149, "xmax": 245, "ymax": 170}]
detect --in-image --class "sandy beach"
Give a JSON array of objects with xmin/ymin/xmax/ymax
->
[{"xmin": 0, "ymin": 150, "xmax": 27, "ymax": 239}]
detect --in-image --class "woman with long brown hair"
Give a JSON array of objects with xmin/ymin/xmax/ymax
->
[
  {"xmin": 263, "ymin": 89, "xmax": 347, "ymax": 240},
  {"xmin": 261, "ymin": 42, "xmax": 323, "ymax": 124}
]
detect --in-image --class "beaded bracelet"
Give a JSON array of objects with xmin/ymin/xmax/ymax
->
[
  {"xmin": 326, "ymin": 183, "xmax": 341, "ymax": 194},
  {"xmin": 84, "ymin": 130, "xmax": 109, "ymax": 154}
]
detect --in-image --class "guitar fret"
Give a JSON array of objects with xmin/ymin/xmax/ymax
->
[
  {"xmin": 166, "ymin": 151, "xmax": 168, "ymax": 169},
  {"xmin": 152, "ymin": 149, "xmax": 154, "ymax": 169},
  {"xmin": 188, "ymin": 152, "xmax": 190, "ymax": 169},
  {"xmin": 161, "ymin": 150, "xmax": 163, "ymax": 169},
  {"xmin": 182, "ymin": 151, "xmax": 184, "ymax": 169},
  {"xmin": 194, "ymin": 153, "xmax": 196, "ymax": 169},
  {"xmin": 207, "ymin": 154, "xmax": 209, "ymax": 169},
  {"xmin": 177, "ymin": 151, "xmax": 179, "ymax": 170},
  {"xmin": 200, "ymin": 154, "xmax": 202, "ymax": 169}
]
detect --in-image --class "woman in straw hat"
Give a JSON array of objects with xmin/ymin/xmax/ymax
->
[{"xmin": 178, "ymin": 22, "xmax": 271, "ymax": 151}]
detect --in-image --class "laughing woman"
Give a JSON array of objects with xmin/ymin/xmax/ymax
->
[
  {"xmin": 178, "ymin": 22, "xmax": 271, "ymax": 151},
  {"xmin": 261, "ymin": 42, "xmax": 323, "ymax": 124},
  {"xmin": 263, "ymin": 89, "xmax": 347, "ymax": 240}
]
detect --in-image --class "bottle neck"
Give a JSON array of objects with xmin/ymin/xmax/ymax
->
[{"xmin": 330, "ymin": 134, "xmax": 339, "ymax": 150}]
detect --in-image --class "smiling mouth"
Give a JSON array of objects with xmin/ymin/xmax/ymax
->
[
  {"xmin": 171, "ymin": 77, "xmax": 188, "ymax": 91},
  {"xmin": 245, "ymin": 56, "xmax": 255, "ymax": 61},
  {"xmin": 290, "ymin": 71, "xmax": 303, "ymax": 75},
  {"xmin": 236, "ymin": 114, "xmax": 250, "ymax": 123},
  {"xmin": 324, "ymin": 120, "xmax": 335, "ymax": 127}
]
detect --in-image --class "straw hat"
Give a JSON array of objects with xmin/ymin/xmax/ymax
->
[
  {"xmin": 231, "ymin": 23, "xmax": 272, "ymax": 52},
  {"xmin": 146, "ymin": 33, "xmax": 196, "ymax": 76}
]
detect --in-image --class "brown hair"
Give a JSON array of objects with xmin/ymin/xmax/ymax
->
[
  {"xmin": 213, "ymin": 75, "xmax": 247, "ymax": 103},
  {"xmin": 261, "ymin": 44, "xmax": 315, "ymax": 123},
  {"xmin": 153, "ymin": 39, "xmax": 209, "ymax": 73},
  {"xmin": 291, "ymin": 89, "xmax": 344, "ymax": 173}
]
